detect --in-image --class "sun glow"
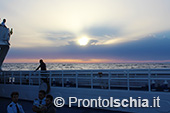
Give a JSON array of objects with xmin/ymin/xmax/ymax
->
[{"xmin": 78, "ymin": 37, "xmax": 89, "ymax": 46}]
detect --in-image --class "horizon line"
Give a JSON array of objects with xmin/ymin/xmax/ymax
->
[{"xmin": 4, "ymin": 58, "xmax": 170, "ymax": 63}]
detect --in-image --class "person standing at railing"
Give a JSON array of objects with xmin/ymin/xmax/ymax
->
[
  {"xmin": 7, "ymin": 92, "xmax": 25, "ymax": 113},
  {"xmin": 35, "ymin": 59, "xmax": 48, "ymax": 82},
  {"xmin": 35, "ymin": 59, "xmax": 47, "ymax": 72}
]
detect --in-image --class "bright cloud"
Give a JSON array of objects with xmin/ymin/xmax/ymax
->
[
  {"xmin": 1, "ymin": 0, "xmax": 170, "ymax": 62},
  {"xmin": 1, "ymin": 0, "xmax": 170, "ymax": 48}
]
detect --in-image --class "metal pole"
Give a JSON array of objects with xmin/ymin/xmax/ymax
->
[
  {"xmin": 127, "ymin": 70, "xmax": 130, "ymax": 91},
  {"xmin": 91, "ymin": 70, "xmax": 93, "ymax": 89},
  {"xmin": 12, "ymin": 72, "xmax": 13, "ymax": 84},
  {"xmin": 62, "ymin": 70, "xmax": 64, "ymax": 87},
  {"xmin": 108, "ymin": 71, "xmax": 111, "ymax": 90},
  {"xmin": 29, "ymin": 71, "xmax": 31, "ymax": 85},
  {"xmin": 4, "ymin": 72, "xmax": 6, "ymax": 84},
  {"xmin": 20, "ymin": 72, "xmax": 22, "ymax": 85},
  {"xmin": 76, "ymin": 71, "xmax": 78, "ymax": 88},
  {"xmin": 148, "ymin": 69, "xmax": 151, "ymax": 92},
  {"xmin": 38, "ymin": 71, "xmax": 40, "ymax": 85},
  {"xmin": 49, "ymin": 71, "xmax": 51, "ymax": 87}
]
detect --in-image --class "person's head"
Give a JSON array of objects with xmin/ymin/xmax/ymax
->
[
  {"xmin": 11, "ymin": 92, "xmax": 19, "ymax": 103},
  {"xmin": 39, "ymin": 59, "xmax": 43, "ymax": 64},
  {"xmin": 45, "ymin": 95, "xmax": 53, "ymax": 106},
  {"xmin": 3, "ymin": 19, "xmax": 6, "ymax": 23},
  {"xmin": 38, "ymin": 90, "xmax": 46, "ymax": 100}
]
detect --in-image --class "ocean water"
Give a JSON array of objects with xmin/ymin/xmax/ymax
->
[{"xmin": 2, "ymin": 63, "xmax": 170, "ymax": 71}]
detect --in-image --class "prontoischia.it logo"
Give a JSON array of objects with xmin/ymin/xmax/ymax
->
[{"xmin": 54, "ymin": 96, "xmax": 160, "ymax": 108}]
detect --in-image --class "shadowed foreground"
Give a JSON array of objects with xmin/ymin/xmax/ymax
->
[{"xmin": 0, "ymin": 97, "xmax": 127, "ymax": 113}]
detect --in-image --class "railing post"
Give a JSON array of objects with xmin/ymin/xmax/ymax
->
[
  {"xmin": 12, "ymin": 72, "xmax": 14, "ymax": 84},
  {"xmin": 76, "ymin": 71, "xmax": 78, "ymax": 88},
  {"xmin": 127, "ymin": 70, "xmax": 130, "ymax": 91},
  {"xmin": 20, "ymin": 72, "xmax": 22, "ymax": 85},
  {"xmin": 91, "ymin": 70, "xmax": 93, "ymax": 89},
  {"xmin": 148, "ymin": 69, "xmax": 151, "ymax": 92},
  {"xmin": 38, "ymin": 71, "xmax": 40, "ymax": 85},
  {"xmin": 62, "ymin": 70, "xmax": 64, "ymax": 87},
  {"xmin": 29, "ymin": 71, "xmax": 31, "ymax": 85},
  {"xmin": 49, "ymin": 71, "xmax": 51, "ymax": 87},
  {"xmin": 108, "ymin": 71, "xmax": 111, "ymax": 90},
  {"xmin": 4, "ymin": 72, "xmax": 6, "ymax": 84}
]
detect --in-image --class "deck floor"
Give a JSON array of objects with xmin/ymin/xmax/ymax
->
[{"xmin": 0, "ymin": 97, "xmax": 128, "ymax": 113}]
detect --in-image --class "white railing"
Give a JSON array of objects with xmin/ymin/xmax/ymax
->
[{"xmin": 0, "ymin": 69, "xmax": 170, "ymax": 92}]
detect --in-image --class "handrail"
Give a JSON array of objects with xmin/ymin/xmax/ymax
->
[{"xmin": 0, "ymin": 69, "xmax": 170, "ymax": 92}]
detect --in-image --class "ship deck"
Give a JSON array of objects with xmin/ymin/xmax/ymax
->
[
  {"xmin": 0, "ymin": 97, "xmax": 126, "ymax": 113},
  {"xmin": 1, "ymin": 69, "xmax": 170, "ymax": 113}
]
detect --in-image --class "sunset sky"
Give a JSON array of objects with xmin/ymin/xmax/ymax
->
[{"xmin": 1, "ymin": 0, "xmax": 170, "ymax": 63}]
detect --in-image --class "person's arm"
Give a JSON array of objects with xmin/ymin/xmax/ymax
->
[
  {"xmin": 32, "ymin": 105, "xmax": 41, "ymax": 112},
  {"xmin": 10, "ymin": 28, "xmax": 13, "ymax": 35},
  {"xmin": 32, "ymin": 99, "xmax": 46, "ymax": 112},
  {"xmin": 35, "ymin": 65, "xmax": 41, "ymax": 71},
  {"xmin": 32, "ymin": 105, "xmax": 46, "ymax": 112},
  {"xmin": 32, "ymin": 99, "xmax": 41, "ymax": 112},
  {"xmin": 7, "ymin": 105, "xmax": 14, "ymax": 113}
]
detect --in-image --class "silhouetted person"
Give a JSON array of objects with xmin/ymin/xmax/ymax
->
[
  {"xmin": 32, "ymin": 90, "xmax": 46, "ymax": 113},
  {"xmin": 0, "ymin": 18, "xmax": 13, "ymax": 71},
  {"xmin": 35, "ymin": 59, "xmax": 46, "ymax": 71},
  {"xmin": 7, "ymin": 92, "xmax": 25, "ymax": 113},
  {"xmin": 35, "ymin": 59, "xmax": 49, "ymax": 83},
  {"xmin": 42, "ymin": 95, "xmax": 56, "ymax": 113},
  {"xmin": 1, "ymin": 19, "xmax": 7, "ymax": 28},
  {"xmin": 0, "ymin": 18, "xmax": 13, "ymax": 35}
]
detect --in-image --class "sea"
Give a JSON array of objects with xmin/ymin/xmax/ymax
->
[{"xmin": 2, "ymin": 63, "xmax": 170, "ymax": 71}]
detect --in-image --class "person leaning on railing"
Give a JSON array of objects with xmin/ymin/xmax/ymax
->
[
  {"xmin": 34, "ymin": 59, "xmax": 48, "ymax": 83},
  {"xmin": 35, "ymin": 59, "xmax": 47, "ymax": 72}
]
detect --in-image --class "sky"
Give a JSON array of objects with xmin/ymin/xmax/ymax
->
[{"xmin": 1, "ymin": 0, "xmax": 170, "ymax": 63}]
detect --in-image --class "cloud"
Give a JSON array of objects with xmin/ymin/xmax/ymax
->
[
  {"xmin": 84, "ymin": 26, "xmax": 121, "ymax": 37},
  {"xmin": 1, "ymin": 0, "xmax": 170, "ymax": 63},
  {"xmin": 6, "ymin": 31, "xmax": 170, "ymax": 62},
  {"xmin": 1, "ymin": 0, "xmax": 170, "ymax": 48}
]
